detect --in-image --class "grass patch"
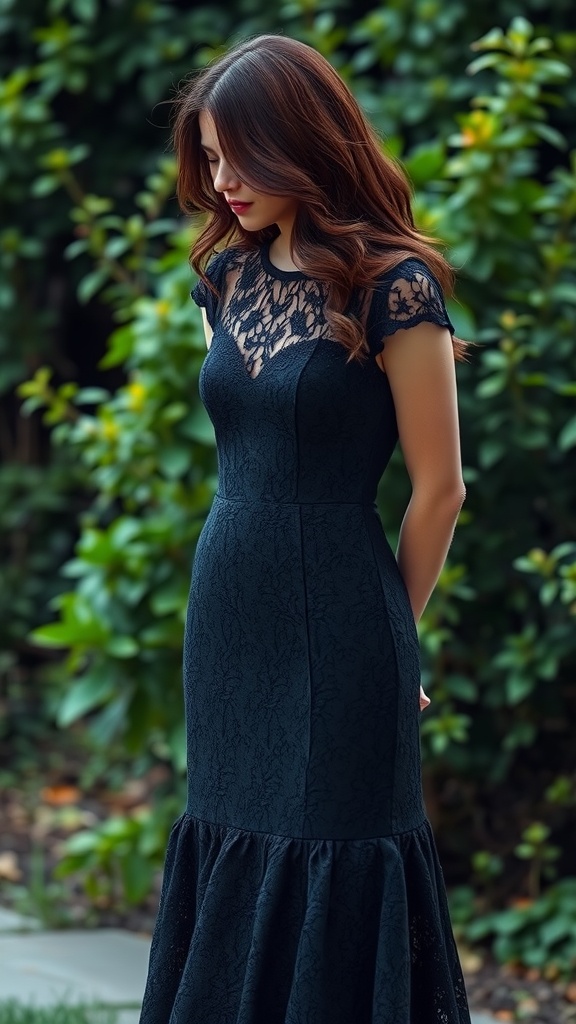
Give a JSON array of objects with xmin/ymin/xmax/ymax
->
[{"xmin": 0, "ymin": 1002, "xmax": 119, "ymax": 1024}]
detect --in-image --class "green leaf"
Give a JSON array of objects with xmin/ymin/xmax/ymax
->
[
  {"xmin": 100, "ymin": 325, "xmax": 134, "ymax": 367},
  {"xmin": 105, "ymin": 236, "xmax": 131, "ymax": 259},
  {"xmin": 88, "ymin": 692, "xmax": 131, "ymax": 746},
  {"xmin": 509, "ymin": 15, "xmax": 534, "ymax": 40},
  {"xmin": 523, "ymin": 946, "xmax": 548, "ymax": 967},
  {"xmin": 68, "ymin": 144, "xmax": 90, "ymax": 164},
  {"xmin": 552, "ymin": 283, "xmax": 576, "ymax": 305},
  {"xmin": 31, "ymin": 614, "xmax": 105, "ymax": 647},
  {"xmin": 31, "ymin": 175, "xmax": 59, "ymax": 197},
  {"xmin": 476, "ymin": 374, "xmax": 506, "ymax": 398},
  {"xmin": 120, "ymin": 852, "xmax": 154, "ymax": 904},
  {"xmin": 78, "ymin": 269, "xmax": 108, "ymax": 304},
  {"xmin": 478, "ymin": 439, "xmax": 505, "ymax": 468},
  {"xmin": 532, "ymin": 122, "xmax": 567, "ymax": 149},
  {"xmin": 72, "ymin": 0, "xmax": 98, "ymax": 23},
  {"xmin": 65, "ymin": 238, "xmax": 89, "ymax": 260},
  {"xmin": 160, "ymin": 445, "xmax": 192, "ymax": 478},
  {"xmin": 447, "ymin": 239, "xmax": 477, "ymax": 268},
  {"xmin": 465, "ymin": 915, "xmax": 496, "ymax": 941},
  {"xmin": 558, "ymin": 416, "xmax": 576, "ymax": 451},
  {"xmin": 492, "ymin": 908, "xmax": 528, "ymax": 935},
  {"xmin": 538, "ymin": 59, "xmax": 572, "ymax": 80},
  {"xmin": 140, "ymin": 620, "xmax": 182, "ymax": 647},
  {"xmin": 466, "ymin": 53, "xmax": 502, "ymax": 75},
  {"xmin": 181, "ymin": 405, "xmax": 215, "ymax": 445},
  {"xmin": 106, "ymin": 635, "xmax": 139, "ymax": 658},
  {"xmin": 470, "ymin": 27, "xmax": 507, "ymax": 53},
  {"xmin": 150, "ymin": 580, "xmax": 188, "ymax": 616},
  {"xmin": 57, "ymin": 671, "xmax": 115, "ymax": 726},
  {"xmin": 505, "ymin": 674, "xmax": 535, "ymax": 705},
  {"xmin": 60, "ymin": 830, "xmax": 100, "ymax": 856},
  {"xmin": 503, "ymin": 722, "xmax": 537, "ymax": 751},
  {"xmin": 445, "ymin": 675, "xmax": 478, "ymax": 701},
  {"xmin": 404, "ymin": 142, "xmax": 445, "ymax": 185},
  {"xmin": 540, "ymin": 580, "xmax": 559, "ymax": 605},
  {"xmin": 446, "ymin": 299, "xmax": 475, "ymax": 340},
  {"xmin": 169, "ymin": 719, "xmax": 187, "ymax": 773},
  {"xmin": 110, "ymin": 517, "xmax": 141, "ymax": 548},
  {"xmin": 75, "ymin": 387, "xmax": 110, "ymax": 404}
]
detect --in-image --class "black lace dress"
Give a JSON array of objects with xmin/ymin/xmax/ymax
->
[{"xmin": 138, "ymin": 242, "xmax": 471, "ymax": 1024}]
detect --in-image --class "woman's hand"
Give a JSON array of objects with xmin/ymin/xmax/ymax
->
[{"xmin": 419, "ymin": 685, "xmax": 431, "ymax": 712}]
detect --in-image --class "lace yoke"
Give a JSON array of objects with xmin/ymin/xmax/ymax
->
[
  {"xmin": 219, "ymin": 248, "xmax": 330, "ymax": 378},
  {"xmin": 192, "ymin": 244, "xmax": 455, "ymax": 378}
]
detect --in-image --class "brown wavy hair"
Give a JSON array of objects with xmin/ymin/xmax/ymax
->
[{"xmin": 172, "ymin": 34, "xmax": 466, "ymax": 362}]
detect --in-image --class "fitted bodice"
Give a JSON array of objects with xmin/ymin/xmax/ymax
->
[{"xmin": 194, "ymin": 243, "xmax": 454, "ymax": 505}]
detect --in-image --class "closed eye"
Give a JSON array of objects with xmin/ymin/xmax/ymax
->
[{"xmin": 200, "ymin": 143, "xmax": 219, "ymax": 165}]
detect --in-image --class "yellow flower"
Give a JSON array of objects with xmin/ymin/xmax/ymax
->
[
  {"xmin": 126, "ymin": 381, "xmax": 146, "ymax": 412},
  {"xmin": 500, "ymin": 310, "xmax": 517, "ymax": 330},
  {"xmin": 461, "ymin": 111, "xmax": 496, "ymax": 147},
  {"xmin": 101, "ymin": 419, "xmax": 120, "ymax": 442}
]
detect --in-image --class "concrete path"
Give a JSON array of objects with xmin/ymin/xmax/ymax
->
[
  {"xmin": 0, "ymin": 910, "xmax": 145, "ymax": 1023},
  {"xmin": 0, "ymin": 906, "xmax": 496, "ymax": 1023}
]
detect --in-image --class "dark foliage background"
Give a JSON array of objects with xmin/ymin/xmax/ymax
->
[{"xmin": 1, "ymin": 0, "xmax": 575, "ymax": 972}]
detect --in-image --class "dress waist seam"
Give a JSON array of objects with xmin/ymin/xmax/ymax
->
[
  {"xmin": 180, "ymin": 809, "xmax": 429, "ymax": 844},
  {"xmin": 215, "ymin": 491, "xmax": 378, "ymax": 508}
]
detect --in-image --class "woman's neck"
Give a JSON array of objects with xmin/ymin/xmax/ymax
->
[{"xmin": 268, "ymin": 226, "xmax": 303, "ymax": 273}]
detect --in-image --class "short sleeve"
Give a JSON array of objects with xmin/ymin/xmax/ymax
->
[
  {"xmin": 366, "ymin": 257, "xmax": 455, "ymax": 358},
  {"xmin": 191, "ymin": 249, "xmax": 229, "ymax": 329}
]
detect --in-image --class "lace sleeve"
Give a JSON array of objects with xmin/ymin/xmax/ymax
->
[
  {"xmin": 366, "ymin": 258, "xmax": 455, "ymax": 357},
  {"xmin": 191, "ymin": 250, "xmax": 229, "ymax": 328}
]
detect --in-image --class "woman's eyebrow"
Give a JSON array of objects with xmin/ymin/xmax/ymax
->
[{"xmin": 200, "ymin": 142, "xmax": 218, "ymax": 154}]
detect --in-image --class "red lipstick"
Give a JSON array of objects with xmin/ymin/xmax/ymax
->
[{"xmin": 228, "ymin": 201, "xmax": 253, "ymax": 215}]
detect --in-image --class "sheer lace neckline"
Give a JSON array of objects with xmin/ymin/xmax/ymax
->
[{"xmin": 218, "ymin": 247, "xmax": 327, "ymax": 379}]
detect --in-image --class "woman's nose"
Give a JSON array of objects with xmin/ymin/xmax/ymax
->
[{"xmin": 214, "ymin": 161, "xmax": 240, "ymax": 193}]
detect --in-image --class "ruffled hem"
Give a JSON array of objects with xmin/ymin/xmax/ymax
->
[{"xmin": 139, "ymin": 812, "xmax": 471, "ymax": 1024}]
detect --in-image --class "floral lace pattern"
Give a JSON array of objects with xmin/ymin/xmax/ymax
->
[
  {"xmin": 218, "ymin": 249, "xmax": 329, "ymax": 378},
  {"xmin": 192, "ymin": 245, "xmax": 455, "ymax": 367},
  {"xmin": 388, "ymin": 270, "xmax": 448, "ymax": 324}
]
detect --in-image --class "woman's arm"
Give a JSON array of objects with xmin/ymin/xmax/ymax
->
[
  {"xmin": 201, "ymin": 308, "xmax": 214, "ymax": 350},
  {"xmin": 379, "ymin": 320, "xmax": 466, "ymax": 625}
]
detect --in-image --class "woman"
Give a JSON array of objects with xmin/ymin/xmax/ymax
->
[{"xmin": 139, "ymin": 33, "xmax": 471, "ymax": 1024}]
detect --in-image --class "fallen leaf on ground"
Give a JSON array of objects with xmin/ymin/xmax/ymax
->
[
  {"xmin": 517, "ymin": 996, "xmax": 539, "ymax": 1015},
  {"xmin": 565, "ymin": 983, "xmax": 576, "ymax": 1004},
  {"xmin": 0, "ymin": 850, "xmax": 22, "ymax": 881},
  {"xmin": 40, "ymin": 785, "xmax": 81, "ymax": 805},
  {"xmin": 100, "ymin": 779, "xmax": 149, "ymax": 810},
  {"xmin": 459, "ymin": 949, "xmax": 483, "ymax": 972}
]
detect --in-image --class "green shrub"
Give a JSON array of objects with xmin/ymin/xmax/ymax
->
[
  {"xmin": 20, "ymin": 162, "xmax": 216, "ymax": 765},
  {"xmin": 3, "ymin": 0, "xmax": 576, "ymax": 969}
]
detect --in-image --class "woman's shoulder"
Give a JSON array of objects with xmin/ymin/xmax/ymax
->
[
  {"xmin": 373, "ymin": 253, "xmax": 443, "ymax": 290},
  {"xmin": 365, "ymin": 252, "xmax": 455, "ymax": 349},
  {"xmin": 203, "ymin": 243, "xmax": 246, "ymax": 280},
  {"xmin": 191, "ymin": 244, "xmax": 254, "ymax": 324}
]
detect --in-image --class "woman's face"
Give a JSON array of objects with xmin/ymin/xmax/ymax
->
[{"xmin": 198, "ymin": 110, "xmax": 298, "ymax": 235}]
